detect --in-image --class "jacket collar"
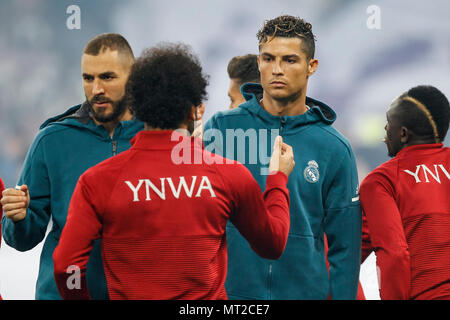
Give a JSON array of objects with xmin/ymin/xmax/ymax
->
[
  {"xmin": 240, "ymin": 83, "xmax": 336, "ymax": 129},
  {"xmin": 130, "ymin": 130, "xmax": 202, "ymax": 151},
  {"xmin": 39, "ymin": 103, "xmax": 143, "ymax": 140},
  {"xmin": 396, "ymin": 143, "xmax": 444, "ymax": 158}
]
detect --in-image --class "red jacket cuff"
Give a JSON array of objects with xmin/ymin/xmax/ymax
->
[{"xmin": 266, "ymin": 171, "xmax": 288, "ymax": 187}]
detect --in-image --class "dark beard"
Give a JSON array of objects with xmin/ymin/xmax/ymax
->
[{"xmin": 86, "ymin": 94, "xmax": 128, "ymax": 123}]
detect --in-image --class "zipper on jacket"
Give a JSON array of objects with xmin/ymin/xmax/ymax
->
[
  {"xmin": 280, "ymin": 118, "xmax": 286, "ymax": 134},
  {"xmin": 267, "ymin": 263, "xmax": 273, "ymax": 299},
  {"xmin": 112, "ymin": 141, "xmax": 117, "ymax": 156}
]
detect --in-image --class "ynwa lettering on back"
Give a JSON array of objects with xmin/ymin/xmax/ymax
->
[
  {"xmin": 125, "ymin": 176, "xmax": 216, "ymax": 202},
  {"xmin": 403, "ymin": 164, "xmax": 450, "ymax": 184}
]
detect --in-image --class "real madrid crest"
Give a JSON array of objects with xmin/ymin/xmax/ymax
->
[{"xmin": 304, "ymin": 160, "xmax": 320, "ymax": 183}]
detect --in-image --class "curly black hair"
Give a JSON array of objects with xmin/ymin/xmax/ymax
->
[
  {"xmin": 227, "ymin": 54, "xmax": 260, "ymax": 85},
  {"xmin": 257, "ymin": 15, "xmax": 316, "ymax": 60},
  {"xmin": 126, "ymin": 43, "xmax": 209, "ymax": 129},
  {"xmin": 397, "ymin": 85, "xmax": 450, "ymax": 142}
]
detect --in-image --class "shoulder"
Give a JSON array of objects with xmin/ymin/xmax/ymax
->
[
  {"xmin": 206, "ymin": 106, "xmax": 253, "ymax": 126},
  {"xmin": 202, "ymin": 148, "xmax": 239, "ymax": 168},
  {"xmin": 121, "ymin": 119, "xmax": 145, "ymax": 136},
  {"xmin": 360, "ymin": 159, "xmax": 397, "ymax": 193},
  {"xmin": 78, "ymin": 150, "xmax": 134, "ymax": 199},
  {"xmin": 368, "ymin": 158, "xmax": 398, "ymax": 179},
  {"xmin": 315, "ymin": 125, "xmax": 355, "ymax": 158},
  {"xmin": 202, "ymin": 149, "xmax": 255, "ymax": 183},
  {"xmin": 26, "ymin": 123, "xmax": 75, "ymax": 157},
  {"xmin": 39, "ymin": 104, "xmax": 83, "ymax": 129},
  {"xmin": 36, "ymin": 121, "xmax": 73, "ymax": 138},
  {"xmin": 83, "ymin": 149, "xmax": 133, "ymax": 183},
  {"xmin": 204, "ymin": 108, "xmax": 255, "ymax": 144}
]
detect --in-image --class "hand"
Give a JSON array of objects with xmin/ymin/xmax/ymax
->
[
  {"xmin": 269, "ymin": 136, "xmax": 295, "ymax": 176},
  {"xmin": 1, "ymin": 185, "xmax": 30, "ymax": 222}
]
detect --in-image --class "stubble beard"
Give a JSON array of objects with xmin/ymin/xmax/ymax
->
[{"xmin": 269, "ymin": 87, "xmax": 303, "ymax": 105}]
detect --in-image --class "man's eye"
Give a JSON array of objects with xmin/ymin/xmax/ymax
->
[{"xmin": 83, "ymin": 76, "xmax": 93, "ymax": 81}]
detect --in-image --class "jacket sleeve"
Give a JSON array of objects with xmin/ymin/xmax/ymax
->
[
  {"xmin": 359, "ymin": 172, "xmax": 410, "ymax": 300},
  {"xmin": 53, "ymin": 172, "xmax": 103, "ymax": 300},
  {"xmin": 361, "ymin": 210, "xmax": 373, "ymax": 263},
  {"xmin": 1, "ymin": 134, "xmax": 51, "ymax": 251},
  {"xmin": 222, "ymin": 164, "xmax": 290, "ymax": 260},
  {"xmin": 323, "ymin": 148, "xmax": 362, "ymax": 300}
]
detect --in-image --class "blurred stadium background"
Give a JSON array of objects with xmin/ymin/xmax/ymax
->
[{"xmin": 0, "ymin": 0, "xmax": 448, "ymax": 299}]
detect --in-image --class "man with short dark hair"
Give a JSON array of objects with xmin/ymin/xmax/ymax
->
[
  {"xmin": 1, "ymin": 33, "xmax": 143, "ymax": 299},
  {"xmin": 53, "ymin": 43, "xmax": 294, "ymax": 300},
  {"xmin": 204, "ymin": 15, "xmax": 362, "ymax": 299},
  {"xmin": 360, "ymin": 85, "xmax": 450, "ymax": 300},
  {"xmin": 227, "ymin": 54, "xmax": 260, "ymax": 109}
]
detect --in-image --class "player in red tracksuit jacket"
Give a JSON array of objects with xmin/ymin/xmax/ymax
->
[
  {"xmin": 360, "ymin": 85, "xmax": 450, "ymax": 300},
  {"xmin": 53, "ymin": 43, "xmax": 295, "ymax": 300}
]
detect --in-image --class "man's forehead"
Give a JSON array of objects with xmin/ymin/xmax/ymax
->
[
  {"xmin": 259, "ymin": 37, "xmax": 305, "ymax": 56},
  {"xmin": 387, "ymin": 99, "xmax": 402, "ymax": 118},
  {"xmin": 81, "ymin": 49, "xmax": 128, "ymax": 73},
  {"xmin": 388, "ymin": 98, "xmax": 402, "ymax": 110}
]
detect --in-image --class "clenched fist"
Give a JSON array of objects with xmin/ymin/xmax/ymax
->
[
  {"xmin": 1, "ymin": 185, "xmax": 30, "ymax": 222},
  {"xmin": 269, "ymin": 136, "xmax": 295, "ymax": 176}
]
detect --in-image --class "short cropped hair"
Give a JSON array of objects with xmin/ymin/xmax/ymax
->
[
  {"xmin": 257, "ymin": 15, "xmax": 316, "ymax": 60},
  {"xmin": 227, "ymin": 54, "xmax": 260, "ymax": 85},
  {"xmin": 83, "ymin": 33, "xmax": 134, "ymax": 59},
  {"xmin": 396, "ymin": 85, "xmax": 450, "ymax": 142},
  {"xmin": 127, "ymin": 43, "xmax": 209, "ymax": 129}
]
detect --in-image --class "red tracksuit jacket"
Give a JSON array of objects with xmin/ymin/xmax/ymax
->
[
  {"xmin": 360, "ymin": 144, "xmax": 450, "ymax": 300},
  {"xmin": 53, "ymin": 130, "xmax": 290, "ymax": 300}
]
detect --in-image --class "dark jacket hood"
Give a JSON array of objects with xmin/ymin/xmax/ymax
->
[
  {"xmin": 39, "ymin": 102, "xmax": 142, "ymax": 140},
  {"xmin": 40, "ymin": 102, "xmax": 92, "ymax": 130}
]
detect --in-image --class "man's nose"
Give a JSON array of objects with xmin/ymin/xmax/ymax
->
[
  {"xmin": 92, "ymin": 79, "xmax": 105, "ymax": 95},
  {"xmin": 272, "ymin": 60, "xmax": 283, "ymax": 75}
]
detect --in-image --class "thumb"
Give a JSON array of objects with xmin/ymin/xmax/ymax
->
[
  {"xmin": 20, "ymin": 185, "xmax": 29, "ymax": 196},
  {"xmin": 273, "ymin": 135, "xmax": 282, "ymax": 152}
]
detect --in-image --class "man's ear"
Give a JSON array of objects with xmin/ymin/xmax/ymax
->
[
  {"xmin": 400, "ymin": 126, "xmax": 410, "ymax": 144},
  {"xmin": 308, "ymin": 58, "xmax": 319, "ymax": 76}
]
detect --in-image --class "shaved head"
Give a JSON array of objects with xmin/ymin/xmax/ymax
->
[{"xmin": 83, "ymin": 33, "xmax": 134, "ymax": 67}]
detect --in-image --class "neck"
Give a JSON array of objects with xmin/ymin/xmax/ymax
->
[
  {"xmin": 261, "ymin": 90, "xmax": 308, "ymax": 117},
  {"xmin": 403, "ymin": 137, "xmax": 440, "ymax": 149},
  {"xmin": 93, "ymin": 108, "xmax": 133, "ymax": 138}
]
